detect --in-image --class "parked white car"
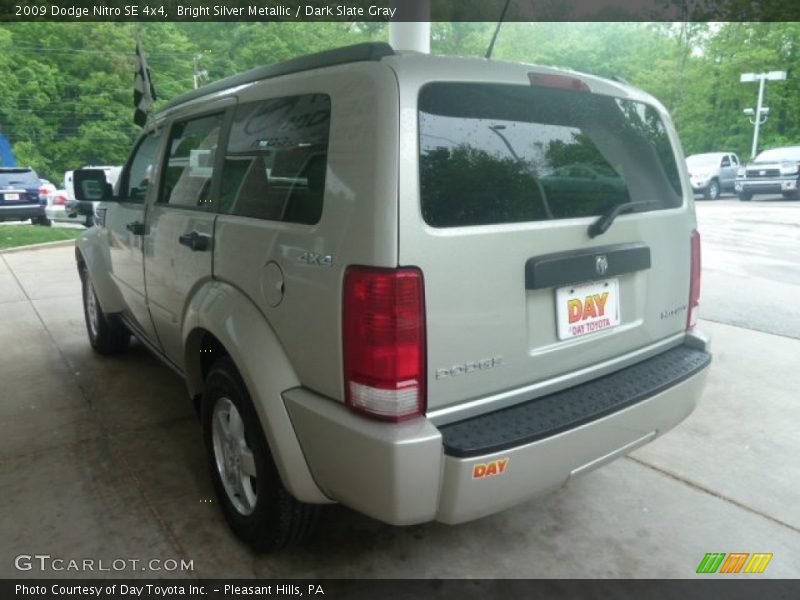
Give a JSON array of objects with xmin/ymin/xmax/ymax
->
[
  {"xmin": 44, "ymin": 189, "xmax": 75, "ymax": 224},
  {"xmin": 74, "ymin": 43, "xmax": 711, "ymax": 551}
]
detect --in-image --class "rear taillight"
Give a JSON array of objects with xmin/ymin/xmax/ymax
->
[
  {"xmin": 343, "ymin": 266, "xmax": 426, "ymax": 421},
  {"xmin": 687, "ymin": 230, "xmax": 702, "ymax": 330},
  {"xmin": 54, "ymin": 193, "xmax": 67, "ymax": 205}
]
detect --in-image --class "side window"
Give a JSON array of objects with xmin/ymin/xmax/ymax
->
[
  {"xmin": 160, "ymin": 113, "xmax": 223, "ymax": 208},
  {"xmin": 123, "ymin": 131, "xmax": 162, "ymax": 203},
  {"xmin": 219, "ymin": 94, "xmax": 330, "ymax": 225},
  {"xmin": 721, "ymin": 156, "xmax": 731, "ymax": 167},
  {"xmin": 731, "ymin": 155, "xmax": 739, "ymax": 165}
]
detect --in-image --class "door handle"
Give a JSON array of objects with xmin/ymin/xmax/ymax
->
[
  {"xmin": 126, "ymin": 221, "xmax": 145, "ymax": 236},
  {"xmin": 178, "ymin": 230, "xmax": 211, "ymax": 251}
]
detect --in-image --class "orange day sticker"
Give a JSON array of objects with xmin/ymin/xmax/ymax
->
[{"xmin": 472, "ymin": 458, "xmax": 510, "ymax": 479}]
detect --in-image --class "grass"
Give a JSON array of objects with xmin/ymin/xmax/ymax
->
[{"xmin": 0, "ymin": 224, "xmax": 82, "ymax": 250}]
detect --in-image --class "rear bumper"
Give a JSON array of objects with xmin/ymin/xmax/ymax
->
[
  {"xmin": 285, "ymin": 333, "xmax": 711, "ymax": 526},
  {"xmin": 0, "ymin": 204, "xmax": 44, "ymax": 221}
]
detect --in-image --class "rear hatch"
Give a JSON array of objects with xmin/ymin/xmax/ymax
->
[
  {"xmin": 0, "ymin": 168, "xmax": 40, "ymax": 206},
  {"xmin": 396, "ymin": 66, "xmax": 695, "ymax": 418}
]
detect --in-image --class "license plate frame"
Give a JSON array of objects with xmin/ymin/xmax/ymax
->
[{"xmin": 3, "ymin": 193, "xmax": 20, "ymax": 201}]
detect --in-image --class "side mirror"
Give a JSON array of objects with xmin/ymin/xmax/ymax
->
[{"xmin": 73, "ymin": 169, "xmax": 114, "ymax": 201}]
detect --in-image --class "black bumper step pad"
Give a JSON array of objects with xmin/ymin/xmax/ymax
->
[{"xmin": 440, "ymin": 345, "xmax": 711, "ymax": 458}]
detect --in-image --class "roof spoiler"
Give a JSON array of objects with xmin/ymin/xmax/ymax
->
[{"xmin": 161, "ymin": 42, "xmax": 396, "ymax": 112}]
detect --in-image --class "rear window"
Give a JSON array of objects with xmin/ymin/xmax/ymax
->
[
  {"xmin": 419, "ymin": 83, "xmax": 683, "ymax": 228},
  {"xmin": 0, "ymin": 169, "xmax": 39, "ymax": 187}
]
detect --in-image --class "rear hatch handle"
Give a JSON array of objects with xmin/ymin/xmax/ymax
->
[{"xmin": 587, "ymin": 200, "xmax": 662, "ymax": 238}]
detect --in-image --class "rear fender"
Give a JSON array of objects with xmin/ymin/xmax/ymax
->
[{"xmin": 183, "ymin": 281, "xmax": 330, "ymax": 504}]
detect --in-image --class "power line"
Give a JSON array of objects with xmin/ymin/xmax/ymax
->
[
  {"xmin": 9, "ymin": 45, "xmax": 202, "ymax": 57},
  {"xmin": 0, "ymin": 110, "xmax": 111, "ymax": 115}
]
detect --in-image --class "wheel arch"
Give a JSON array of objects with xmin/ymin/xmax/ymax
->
[
  {"xmin": 75, "ymin": 229, "xmax": 126, "ymax": 313},
  {"xmin": 182, "ymin": 281, "xmax": 330, "ymax": 505}
]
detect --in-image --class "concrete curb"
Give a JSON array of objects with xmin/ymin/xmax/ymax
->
[{"xmin": 0, "ymin": 239, "xmax": 77, "ymax": 254}]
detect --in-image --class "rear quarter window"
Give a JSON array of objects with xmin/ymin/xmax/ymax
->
[
  {"xmin": 219, "ymin": 94, "xmax": 330, "ymax": 225},
  {"xmin": 419, "ymin": 82, "xmax": 683, "ymax": 228}
]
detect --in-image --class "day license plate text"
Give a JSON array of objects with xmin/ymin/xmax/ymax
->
[{"xmin": 556, "ymin": 278, "xmax": 621, "ymax": 340}]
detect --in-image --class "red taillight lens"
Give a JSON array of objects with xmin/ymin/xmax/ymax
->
[
  {"xmin": 54, "ymin": 193, "xmax": 67, "ymax": 205},
  {"xmin": 687, "ymin": 230, "xmax": 702, "ymax": 330},
  {"xmin": 343, "ymin": 266, "xmax": 426, "ymax": 421},
  {"xmin": 528, "ymin": 72, "xmax": 590, "ymax": 92}
]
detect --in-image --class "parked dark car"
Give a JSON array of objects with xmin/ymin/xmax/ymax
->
[
  {"xmin": 734, "ymin": 145, "xmax": 800, "ymax": 201},
  {"xmin": 0, "ymin": 167, "xmax": 49, "ymax": 224}
]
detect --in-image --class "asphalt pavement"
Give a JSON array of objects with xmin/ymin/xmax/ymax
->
[{"xmin": 696, "ymin": 195, "xmax": 800, "ymax": 339}]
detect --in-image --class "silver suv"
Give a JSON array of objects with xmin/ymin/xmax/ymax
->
[{"xmin": 73, "ymin": 43, "xmax": 711, "ymax": 551}]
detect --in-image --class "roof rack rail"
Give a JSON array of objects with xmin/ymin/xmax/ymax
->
[{"xmin": 161, "ymin": 42, "xmax": 396, "ymax": 112}]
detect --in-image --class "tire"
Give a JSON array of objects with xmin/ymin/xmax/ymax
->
[
  {"xmin": 738, "ymin": 192, "xmax": 753, "ymax": 202},
  {"xmin": 202, "ymin": 356, "xmax": 319, "ymax": 551},
  {"xmin": 704, "ymin": 179, "xmax": 720, "ymax": 200},
  {"xmin": 80, "ymin": 267, "xmax": 130, "ymax": 354},
  {"xmin": 781, "ymin": 190, "xmax": 799, "ymax": 200},
  {"xmin": 31, "ymin": 216, "xmax": 51, "ymax": 226},
  {"xmin": 84, "ymin": 214, "xmax": 95, "ymax": 228}
]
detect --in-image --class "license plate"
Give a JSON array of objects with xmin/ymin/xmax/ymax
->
[
  {"xmin": 3, "ymin": 193, "xmax": 20, "ymax": 201},
  {"xmin": 556, "ymin": 278, "xmax": 620, "ymax": 340}
]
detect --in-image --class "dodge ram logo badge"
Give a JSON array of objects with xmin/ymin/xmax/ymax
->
[
  {"xmin": 595, "ymin": 255, "xmax": 609, "ymax": 276},
  {"xmin": 759, "ymin": 170, "xmax": 766, "ymax": 176}
]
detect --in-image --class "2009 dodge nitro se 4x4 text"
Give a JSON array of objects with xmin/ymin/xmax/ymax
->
[{"xmin": 74, "ymin": 43, "xmax": 710, "ymax": 551}]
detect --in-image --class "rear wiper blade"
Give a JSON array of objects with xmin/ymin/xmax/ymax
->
[{"xmin": 587, "ymin": 201, "xmax": 661, "ymax": 238}]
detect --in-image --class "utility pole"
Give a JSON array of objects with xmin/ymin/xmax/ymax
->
[
  {"xmin": 389, "ymin": 0, "xmax": 430, "ymax": 53},
  {"xmin": 740, "ymin": 70, "xmax": 786, "ymax": 158},
  {"xmin": 193, "ymin": 54, "xmax": 208, "ymax": 89}
]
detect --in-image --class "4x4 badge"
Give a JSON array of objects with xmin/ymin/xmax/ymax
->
[
  {"xmin": 298, "ymin": 251, "xmax": 333, "ymax": 267},
  {"xmin": 595, "ymin": 255, "xmax": 609, "ymax": 276}
]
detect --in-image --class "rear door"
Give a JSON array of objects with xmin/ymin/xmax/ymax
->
[
  {"xmin": 399, "ymin": 79, "xmax": 695, "ymax": 416},
  {"xmin": 143, "ymin": 107, "xmax": 229, "ymax": 367}
]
